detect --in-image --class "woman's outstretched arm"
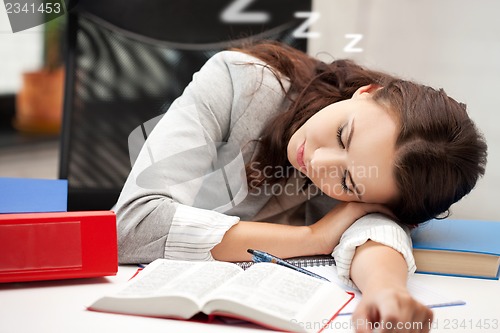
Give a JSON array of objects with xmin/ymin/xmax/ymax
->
[
  {"xmin": 213, "ymin": 203, "xmax": 433, "ymax": 333},
  {"xmin": 350, "ymin": 241, "xmax": 433, "ymax": 333}
]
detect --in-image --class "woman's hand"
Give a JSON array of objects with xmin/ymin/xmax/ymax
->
[
  {"xmin": 308, "ymin": 202, "xmax": 395, "ymax": 255},
  {"xmin": 350, "ymin": 241, "xmax": 433, "ymax": 333},
  {"xmin": 352, "ymin": 287, "xmax": 433, "ymax": 333}
]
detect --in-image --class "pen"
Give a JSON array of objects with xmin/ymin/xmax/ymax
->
[{"xmin": 247, "ymin": 249, "xmax": 330, "ymax": 282}]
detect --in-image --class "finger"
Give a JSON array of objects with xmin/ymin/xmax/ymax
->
[
  {"xmin": 358, "ymin": 203, "xmax": 398, "ymax": 221},
  {"xmin": 370, "ymin": 294, "xmax": 402, "ymax": 333},
  {"xmin": 381, "ymin": 299, "xmax": 432, "ymax": 333},
  {"xmin": 413, "ymin": 306, "xmax": 434, "ymax": 333},
  {"xmin": 379, "ymin": 314, "xmax": 401, "ymax": 333},
  {"xmin": 352, "ymin": 303, "xmax": 379, "ymax": 333},
  {"xmin": 399, "ymin": 300, "xmax": 433, "ymax": 333},
  {"xmin": 371, "ymin": 204, "xmax": 398, "ymax": 221}
]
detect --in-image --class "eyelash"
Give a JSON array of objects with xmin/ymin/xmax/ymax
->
[
  {"xmin": 337, "ymin": 125, "xmax": 352, "ymax": 194},
  {"xmin": 341, "ymin": 170, "xmax": 352, "ymax": 194},
  {"xmin": 336, "ymin": 124, "xmax": 346, "ymax": 149}
]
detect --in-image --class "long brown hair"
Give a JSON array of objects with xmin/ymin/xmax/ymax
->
[{"xmin": 236, "ymin": 41, "xmax": 487, "ymax": 225}]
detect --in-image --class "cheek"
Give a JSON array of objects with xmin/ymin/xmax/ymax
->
[
  {"xmin": 311, "ymin": 175, "xmax": 344, "ymax": 200},
  {"xmin": 286, "ymin": 140, "xmax": 293, "ymax": 161},
  {"xmin": 318, "ymin": 184, "xmax": 356, "ymax": 201},
  {"xmin": 311, "ymin": 121, "xmax": 337, "ymax": 145}
]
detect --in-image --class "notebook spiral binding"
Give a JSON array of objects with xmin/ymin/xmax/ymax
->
[{"xmin": 235, "ymin": 255, "xmax": 336, "ymax": 270}]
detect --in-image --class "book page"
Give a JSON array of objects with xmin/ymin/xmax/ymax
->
[
  {"xmin": 205, "ymin": 263, "xmax": 334, "ymax": 319},
  {"xmin": 117, "ymin": 260, "xmax": 242, "ymax": 303},
  {"xmin": 90, "ymin": 259, "xmax": 244, "ymax": 319},
  {"xmin": 116, "ymin": 260, "xmax": 198, "ymax": 296}
]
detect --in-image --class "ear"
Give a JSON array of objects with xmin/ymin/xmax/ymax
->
[{"xmin": 352, "ymin": 84, "xmax": 382, "ymax": 98}]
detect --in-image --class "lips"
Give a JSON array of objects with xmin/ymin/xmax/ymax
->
[{"xmin": 297, "ymin": 142, "xmax": 306, "ymax": 171}]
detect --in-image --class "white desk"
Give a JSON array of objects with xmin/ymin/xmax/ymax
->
[{"xmin": 1, "ymin": 265, "xmax": 499, "ymax": 333}]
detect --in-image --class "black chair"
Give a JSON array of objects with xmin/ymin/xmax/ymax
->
[{"xmin": 60, "ymin": 0, "xmax": 311, "ymax": 210}]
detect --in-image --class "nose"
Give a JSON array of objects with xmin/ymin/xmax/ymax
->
[{"xmin": 309, "ymin": 147, "xmax": 345, "ymax": 173}]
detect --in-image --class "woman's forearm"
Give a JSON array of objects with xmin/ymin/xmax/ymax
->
[
  {"xmin": 350, "ymin": 240, "xmax": 408, "ymax": 293},
  {"xmin": 211, "ymin": 203, "xmax": 393, "ymax": 262},
  {"xmin": 211, "ymin": 221, "xmax": 319, "ymax": 261},
  {"xmin": 349, "ymin": 240, "xmax": 433, "ymax": 333}
]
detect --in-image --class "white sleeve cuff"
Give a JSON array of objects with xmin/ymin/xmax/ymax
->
[
  {"xmin": 164, "ymin": 204, "xmax": 240, "ymax": 261},
  {"xmin": 332, "ymin": 213, "xmax": 417, "ymax": 289}
]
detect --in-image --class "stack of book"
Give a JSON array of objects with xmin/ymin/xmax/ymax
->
[
  {"xmin": 411, "ymin": 218, "xmax": 500, "ymax": 280},
  {"xmin": 0, "ymin": 177, "xmax": 118, "ymax": 283}
]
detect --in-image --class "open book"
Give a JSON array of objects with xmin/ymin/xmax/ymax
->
[{"xmin": 89, "ymin": 259, "xmax": 353, "ymax": 333}]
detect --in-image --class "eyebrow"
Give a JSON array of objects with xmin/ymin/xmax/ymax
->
[{"xmin": 345, "ymin": 118, "xmax": 363, "ymax": 200}]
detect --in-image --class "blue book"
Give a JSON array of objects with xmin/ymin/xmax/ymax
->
[
  {"xmin": 0, "ymin": 177, "xmax": 67, "ymax": 213},
  {"xmin": 411, "ymin": 219, "xmax": 500, "ymax": 280}
]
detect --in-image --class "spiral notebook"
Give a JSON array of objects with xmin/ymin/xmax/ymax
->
[
  {"xmin": 235, "ymin": 255, "xmax": 336, "ymax": 270},
  {"xmin": 235, "ymin": 255, "xmax": 464, "ymax": 315}
]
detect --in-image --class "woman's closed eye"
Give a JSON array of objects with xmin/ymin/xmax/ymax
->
[
  {"xmin": 336, "ymin": 123, "xmax": 346, "ymax": 149},
  {"xmin": 341, "ymin": 169, "xmax": 353, "ymax": 194},
  {"xmin": 337, "ymin": 122, "xmax": 353, "ymax": 194}
]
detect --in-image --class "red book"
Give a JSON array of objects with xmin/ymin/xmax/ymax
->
[{"xmin": 0, "ymin": 211, "xmax": 118, "ymax": 283}]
